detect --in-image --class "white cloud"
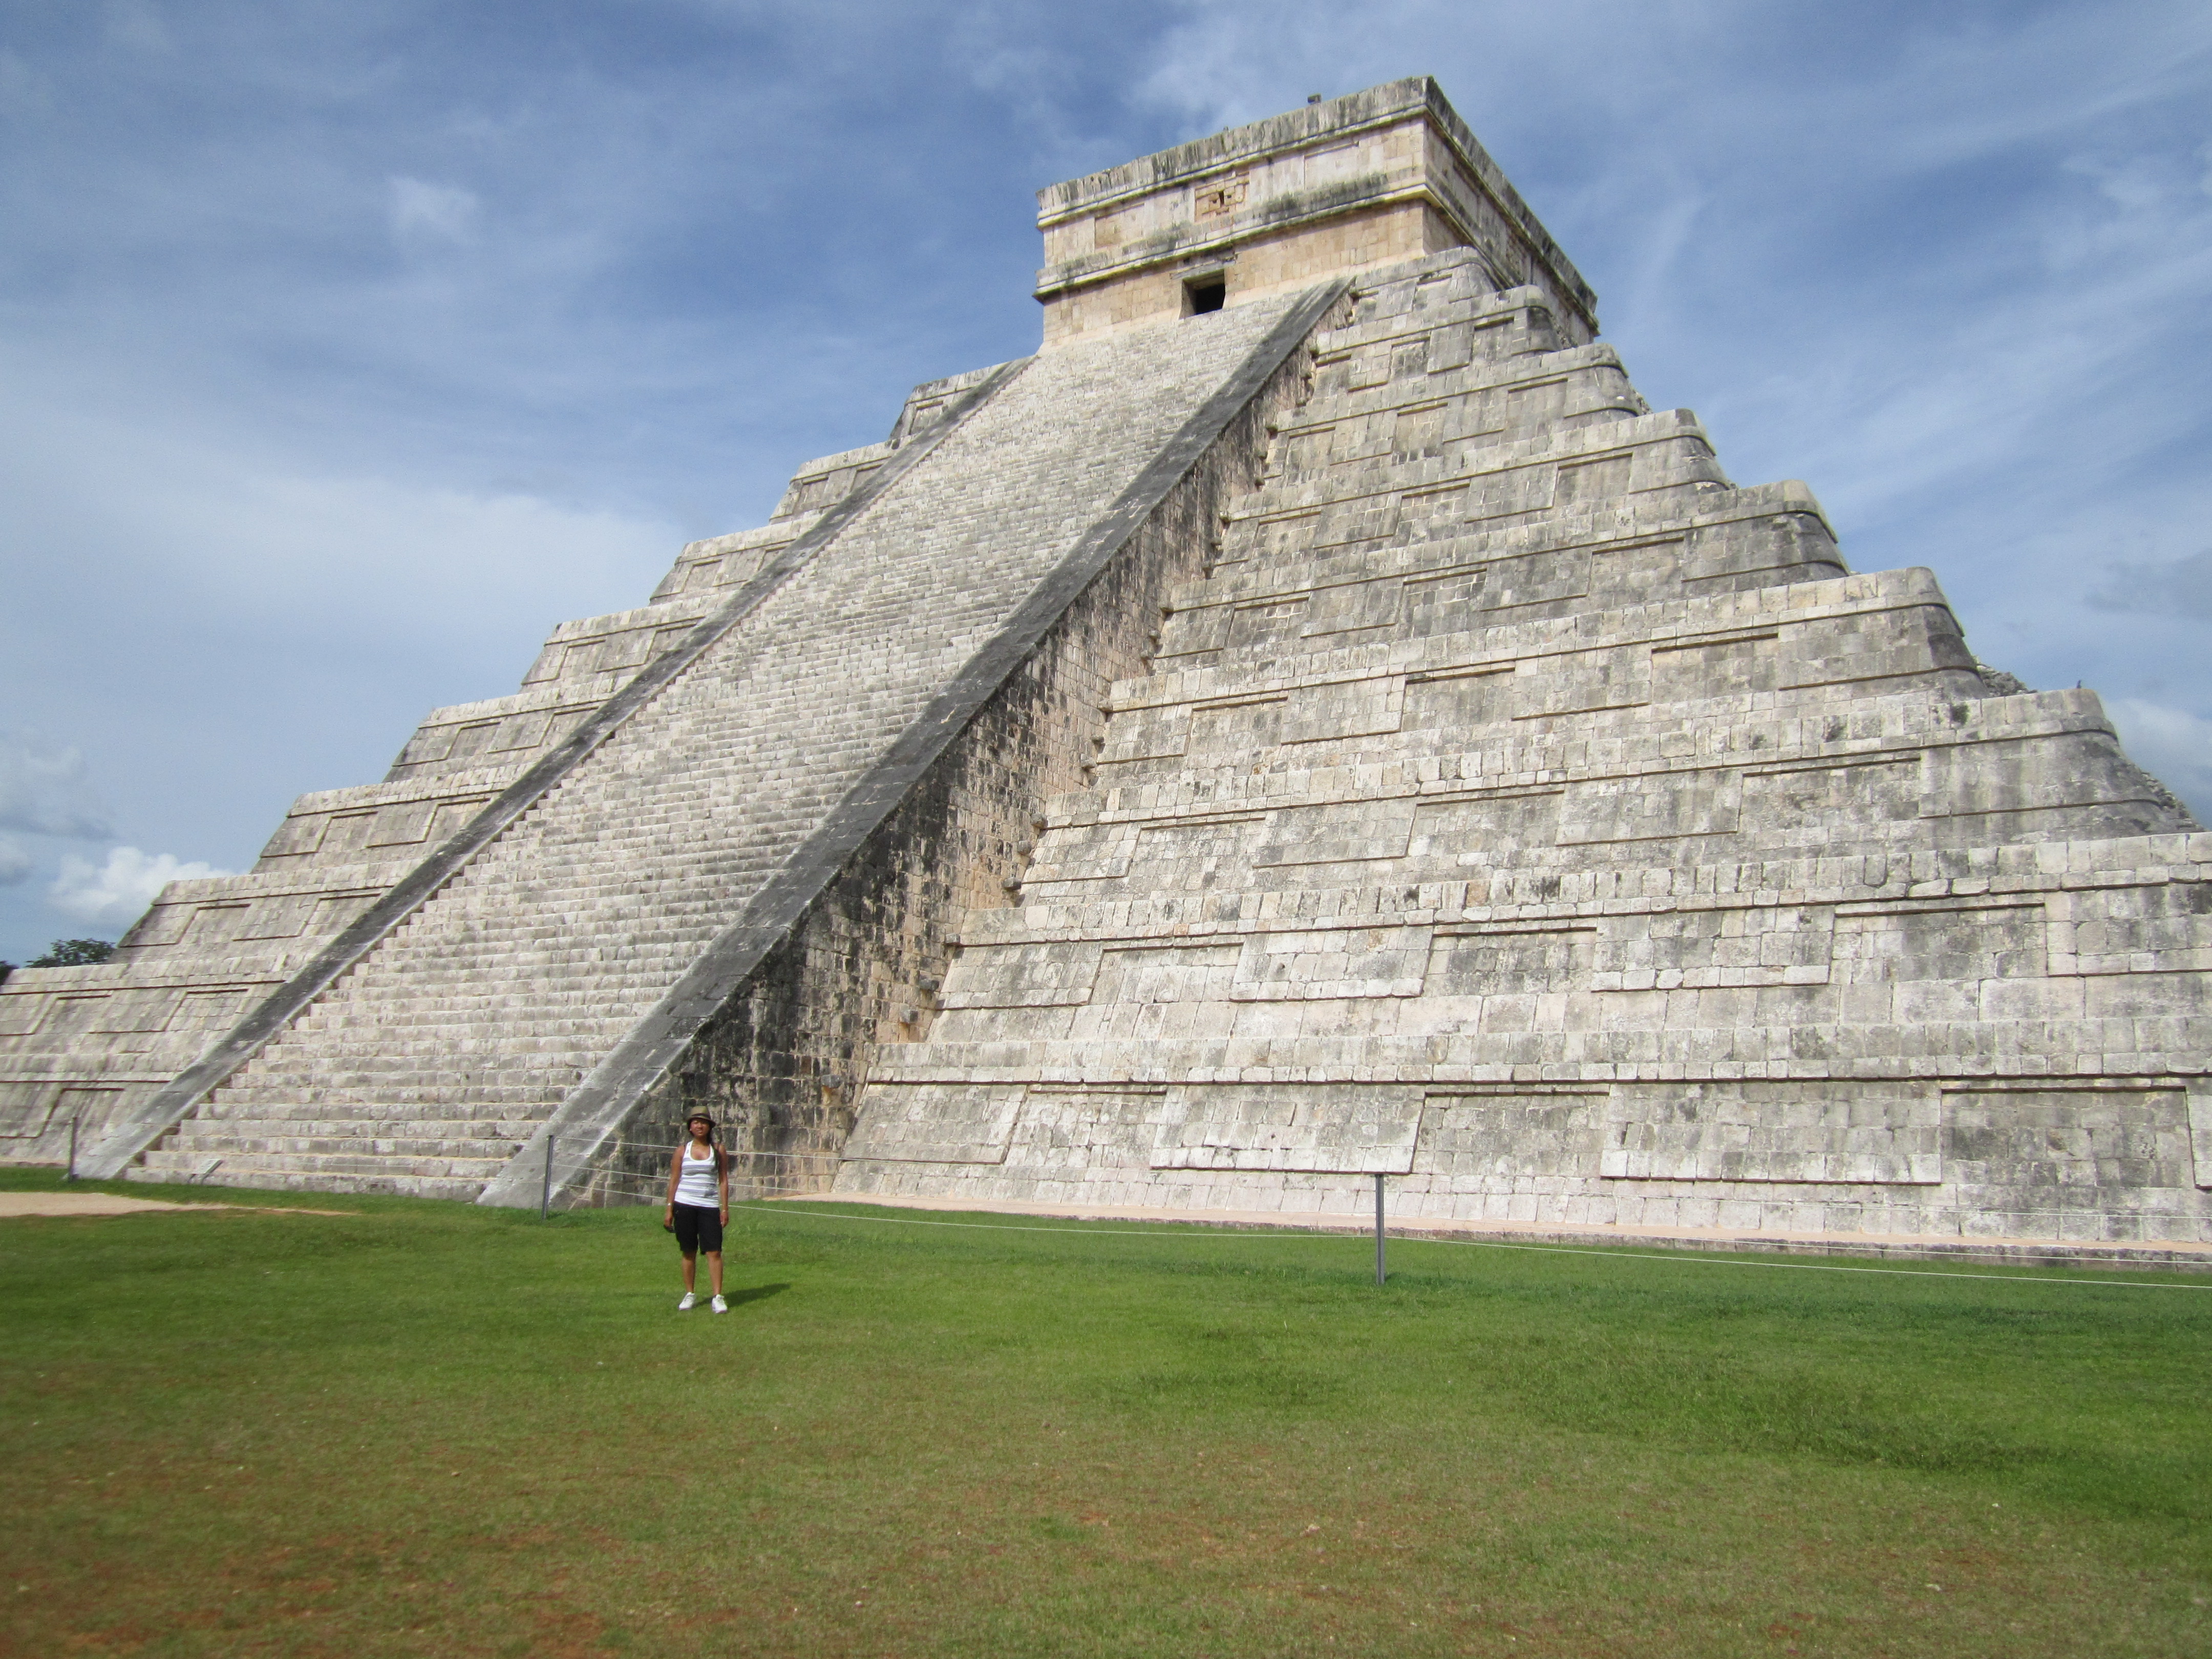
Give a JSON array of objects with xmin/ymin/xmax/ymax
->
[
  {"xmin": 0, "ymin": 730, "xmax": 113, "ymax": 841},
  {"xmin": 2105, "ymin": 698, "xmax": 2212, "ymax": 821},
  {"xmin": 49, "ymin": 846, "xmax": 233, "ymax": 927},
  {"xmin": 389, "ymin": 175, "xmax": 481, "ymax": 245},
  {"xmin": 0, "ymin": 373, "xmax": 678, "ymax": 665}
]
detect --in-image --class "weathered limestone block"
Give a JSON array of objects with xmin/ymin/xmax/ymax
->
[{"xmin": 1035, "ymin": 81, "xmax": 1594, "ymax": 348}]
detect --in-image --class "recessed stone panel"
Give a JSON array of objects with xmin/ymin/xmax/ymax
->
[
  {"xmin": 1831, "ymin": 900, "xmax": 2045, "ymax": 986},
  {"xmin": 1300, "ymin": 580, "xmax": 1405, "ymax": 639},
  {"xmin": 1592, "ymin": 906, "xmax": 1832, "ymax": 992},
  {"xmin": 1152, "ymin": 1082, "xmax": 1421, "ymax": 1172},
  {"xmin": 1742, "ymin": 759, "xmax": 1920, "ymax": 832},
  {"xmin": 1650, "ymin": 632, "xmax": 1779, "ymax": 703},
  {"xmin": 842, "ymin": 1082, "xmax": 1027, "ymax": 1165},
  {"xmin": 1407, "ymin": 791, "xmax": 1563, "ymax": 863},
  {"xmin": 1098, "ymin": 704, "xmax": 1192, "ymax": 764},
  {"xmin": 0, "ymin": 1081, "xmax": 54, "ymax": 1140},
  {"xmin": 1278, "ymin": 677, "xmax": 1403, "ymax": 745},
  {"xmin": 1601, "ymin": 1081, "xmax": 1940, "ymax": 1184},
  {"xmin": 1006, "ymin": 1087, "xmax": 1163, "ymax": 1175},
  {"xmin": 1426, "ymin": 924, "xmax": 1592, "ymax": 995},
  {"xmin": 2047, "ymin": 882, "xmax": 2212, "ymax": 976},
  {"xmin": 1512, "ymin": 646, "xmax": 1651, "ymax": 720},
  {"xmin": 1067, "ymin": 945, "xmax": 1243, "ymax": 1038},
  {"xmin": 1256, "ymin": 799, "xmax": 1417, "ymax": 866},
  {"xmin": 1417, "ymin": 1091, "xmax": 1604, "ymax": 1180},
  {"xmin": 1225, "ymin": 601, "xmax": 1310, "ymax": 652},
  {"xmin": 1944, "ymin": 1088, "xmax": 2195, "ymax": 1206},
  {"xmin": 1231, "ymin": 925, "xmax": 1433, "ymax": 1000},
  {"xmin": 939, "ymin": 942, "xmax": 1105, "ymax": 1010},
  {"xmin": 1558, "ymin": 769, "xmax": 1740, "ymax": 845},
  {"xmin": 1187, "ymin": 697, "xmax": 1288, "ymax": 756},
  {"xmin": 1401, "ymin": 670, "xmax": 1512, "ymax": 732}
]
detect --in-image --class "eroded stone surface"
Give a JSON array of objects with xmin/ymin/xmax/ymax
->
[{"xmin": 835, "ymin": 249, "xmax": 2212, "ymax": 1245}]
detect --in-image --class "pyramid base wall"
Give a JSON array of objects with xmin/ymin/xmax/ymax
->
[
  {"xmin": 833, "ymin": 1075, "xmax": 2212, "ymax": 1247},
  {"xmin": 786, "ymin": 1191, "xmax": 2212, "ymax": 1272}
]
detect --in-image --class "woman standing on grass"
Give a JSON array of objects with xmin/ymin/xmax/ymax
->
[{"xmin": 664, "ymin": 1112, "xmax": 730, "ymax": 1313}]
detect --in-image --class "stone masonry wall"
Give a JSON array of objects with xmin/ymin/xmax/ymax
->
[
  {"xmin": 0, "ymin": 370, "xmax": 988, "ymax": 1173},
  {"xmin": 837, "ymin": 248, "xmax": 2212, "ymax": 1246},
  {"xmin": 82, "ymin": 288, "xmax": 1335, "ymax": 1198},
  {"xmin": 602, "ymin": 318, "xmax": 1332, "ymax": 1199}
]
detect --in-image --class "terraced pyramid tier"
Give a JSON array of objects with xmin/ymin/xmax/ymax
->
[
  {"xmin": 65, "ymin": 282, "xmax": 1341, "ymax": 1194},
  {"xmin": 834, "ymin": 253, "xmax": 2212, "ymax": 1246},
  {"xmin": 16, "ymin": 76, "xmax": 2206, "ymax": 1246}
]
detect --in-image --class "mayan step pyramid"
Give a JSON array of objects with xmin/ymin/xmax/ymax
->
[{"xmin": 7, "ymin": 79, "xmax": 2210, "ymax": 1247}]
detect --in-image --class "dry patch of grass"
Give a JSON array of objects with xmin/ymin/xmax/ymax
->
[{"xmin": 3, "ymin": 1169, "xmax": 2207, "ymax": 1656}]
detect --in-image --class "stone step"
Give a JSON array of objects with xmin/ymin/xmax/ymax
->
[
  {"xmin": 209, "ymin": 1078, "xmax": 571, "ymax": 1105},
  {"xmin": 140, "ymin": 1146, "xmax": 512, "ymax": 1180},
  {"xmin": 127, "ymin": 287, "xmax": 1316, "ymax": 1189},
  {"xmin": 185, "ymin": 1110, "xmax": 538, "ymax": 1135},
  {"xmin": 125, "ymin": 1161, "xmax": 492, "ymax": 1201},
  {"xmin": 161, "ymin": 1130, "xmax": 524, "ymax": 1159}
]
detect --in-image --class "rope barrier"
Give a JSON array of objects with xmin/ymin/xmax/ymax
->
[
  {"xmin": 723, "ymin": 1200, "xmax": 2212, "ymax": 1291},
  {"xmin": 613, "ymin": 1141, "xmax": 2206, "ymax": 1232},
  {"xmin": 593, "ymin": 1135, "xmax": 2212, "ymax": 1288}
]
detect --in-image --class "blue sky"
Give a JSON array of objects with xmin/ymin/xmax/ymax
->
[{"xmin": 3, "ymin": 0, "xmax": 2209, "ymax": 963}]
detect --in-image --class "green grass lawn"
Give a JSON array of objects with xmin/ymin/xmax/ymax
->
[{"xmin": 3, "ymin": 1168, "xmax": 2208, "ymax": 1658}]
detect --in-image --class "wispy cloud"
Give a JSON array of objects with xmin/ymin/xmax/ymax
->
[
  {"xmin": 388, "ymin": 176, "xmax": 479, "ymax": 245},
  {"xmin": 2089, "ymin": 550, "xmax": 2212, "ymax": 623},
  {"xmin": 2106, "ymin": 698, "xmax": 2212, "ymax": 821},
  {"xmin": 0, "ymin": 731, "xmax": 112, "ymax": 842},
  {"xmin": 50, "ymin": 846, "xmax": 233, "ymax": 927}
]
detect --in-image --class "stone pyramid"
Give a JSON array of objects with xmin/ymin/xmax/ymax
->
[{"xmin": 7, "ymin": 79, "xmax": 2209, "ymax": 1249}]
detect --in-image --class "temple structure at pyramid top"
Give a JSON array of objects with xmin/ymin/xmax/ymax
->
[
  {"xmin": 1032, "ymin": 77, "xmax": 1594, "ymax": 346},
  {"xmin": 6, "ymin": 79, "xmax": 2209, "ymax": 1262}
]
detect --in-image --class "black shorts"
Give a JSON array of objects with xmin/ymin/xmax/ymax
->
[{"xmin": 672, "ymin": 1203, "xmax": 723, "ymax": 1253}]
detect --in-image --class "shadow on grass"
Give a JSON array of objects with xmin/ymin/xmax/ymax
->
[{"xmin": 724, "ymin": 1282, "xmax": 790, "ymax": 1308}]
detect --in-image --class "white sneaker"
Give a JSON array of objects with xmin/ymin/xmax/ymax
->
[
  {"xmin": 676, "ymin": 1292, "xmax": 696, "ymax": 1311},
  {"xmin": 710, "ymin": 1294, "xmax": 728, "ymax": 1314}
]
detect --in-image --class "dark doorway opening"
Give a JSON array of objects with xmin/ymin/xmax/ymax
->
[{"xmin": 1184, "ymin": 274, "xmax": 1226, "ymax": 315}]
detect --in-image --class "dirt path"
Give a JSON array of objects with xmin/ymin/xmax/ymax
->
[{"xmin": 0, "ymin": 1192, "xmax": 350, "ymax": 1218}]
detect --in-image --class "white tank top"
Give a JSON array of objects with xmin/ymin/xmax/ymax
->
[{"xmin": 674, "ymin": 1143, "xmax": 720, "ymax": 1207}]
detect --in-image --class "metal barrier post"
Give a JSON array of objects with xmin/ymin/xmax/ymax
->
[
  {"xmin": 1374, "ymin": 1172, "xmax": 1386, "ymax": 1286},
  {"xmin": 541, "ymin": 1133, "xmax": 555, "ymax": 1219}
]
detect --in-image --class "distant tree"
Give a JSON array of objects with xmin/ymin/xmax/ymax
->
[
  {"xmin": 28, "ymin": 939, "xmax": 116, "ymax": 968},
  {"xmin": 0, "ymin": 961, "xmax": 14, "ymax": 985}
]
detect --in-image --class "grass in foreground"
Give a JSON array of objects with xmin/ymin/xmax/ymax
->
[{"xmin": 2, "ymin": 1169, "xmax": 2208, "ymax": 1658}]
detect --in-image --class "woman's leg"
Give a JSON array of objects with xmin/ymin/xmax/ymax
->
[
  {"xmin": 706, "ymin": 1250, "xmax": 724, "ymax": 1296},
  {"xmin": 681, "ymin": 1249, "xmax": 697, "ymax": 1292}
]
